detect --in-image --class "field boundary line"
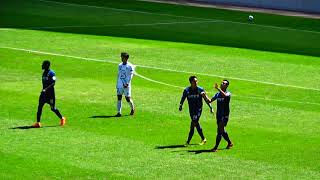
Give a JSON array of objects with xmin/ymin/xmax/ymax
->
[
  {"xmin": 134, "ymin": 69, "xmax": 320, "ymax": 106},
  {"xmin": 1, "ymin": 46, "xmax": 320, "ymax": 93},
  {"xmin": 21, "ymin": 20, "xmax": 220, "ymax": 30},
  {"xmin": 38, "ymin": 0, "xmax": 320, "ymax": 34}
]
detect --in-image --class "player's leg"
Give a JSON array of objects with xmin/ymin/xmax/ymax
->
[
  {"xmin": 116, "ymin": 95, "xmax": 122, "ymax": 116},
  {"xmin": 186, "ymin": 120, "xmax": 196, "ymax": 145},
  {"xmin": 221, "ymin": 117, "xmax": 233, "ymax": 148},
  {"xmin": 116, "ymin": 88, "xmax": 123, "ymax": 116},
  {"xmin": 211, "ymin": 118, "xmax": 224, "ymax": 152},
  {"xmin": 49, "ymin": 97, "xmax": 66, "ymax": 126},
  {"xmin": 34, "ymin": 94, "xmax": 45, "ymax": 127},
  {"xmin": 125, "ymin": 87, "xmax": 135, "ymax": 115},
  {"xmin": 49, "ymin": 98, "xmax": 62, "ymax": 119},
  {"xmin": 193, "ymin": 112, "xmax": 206, "ymax": 144},
  {"xmin": 125, "ymin": 96, "xmax": 135, "ymax": 115},
  {"xmin": 195, "ymin": 121, "xmax": 206, "ymax": 145}
]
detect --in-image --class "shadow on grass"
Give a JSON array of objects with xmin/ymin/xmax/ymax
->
[
  {"xmin": 155, "ymin": 144, "xmax": 198, "ymax": 149},
  {"xmin": 9, "ymin": 125, "xmax": 59, "ymax": 129},
  {"xmin": 187, "ymin": 148, "xmax": 225, "ymax": 154},
  {"xmin": 89, "ymin": 115, "xmax": 130, "ymax": 118}
]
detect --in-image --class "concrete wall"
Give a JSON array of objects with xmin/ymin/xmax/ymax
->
[{"xmin": 195, "ymin": 0, "xmax": 320, "ymax": 14}]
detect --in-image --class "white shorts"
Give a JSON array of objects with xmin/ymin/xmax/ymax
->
[{"xmin": 117, "ymin": 87, "xmax": 131, "ymax": 97}]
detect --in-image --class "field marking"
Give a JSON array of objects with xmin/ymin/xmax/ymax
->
[
  {"xmin": 38, "ymin": 0, "xmax": 320, "ymax": 34},
  {"xmin": 1, "ymin": 46, "xmax": 319, "ymax": 105},
  {"xmin": 134, "ymin": 72, "xmax": 184, "ymax": 89},
  {"xmin": 0, "ymin": 28, "xmax": 16, "ymax": 31},
  {"xmin": 136, "ymin": 64, "xmax": 320, "ymax": 92},
  {"xmin": 1, "ymin": 46, "xmax": 320, "ymax": 93},
  {"xmin": 135, "ymin": 69, "xmax": 320, "ymax": 106},
  {"xmin": 0, "ymin": 46, "xmax": 117, "ymax": 64},
  {"xmin": 24, "ymin": 20, "xmax": 220, "ymax": 30}
]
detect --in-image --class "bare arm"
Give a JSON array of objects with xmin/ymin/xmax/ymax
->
[
  {"xmin": 42, "ymin": 82, "xmax": 55, "ymax": 92},
  {"xmin": 201, "ymin": 92, "xmax": 213, "ymax": 113},
  {"xmin": 179, "ymin": 90, "xmax": 187, "ymax": 111},
  {"xmin": 124, "ymin": 65, "xmax": 134, "ymax": 88}
]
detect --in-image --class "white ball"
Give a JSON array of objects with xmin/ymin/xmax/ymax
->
[{"xmin": 248, "ymin": 15, "xmax": 254, "ymax": 21}]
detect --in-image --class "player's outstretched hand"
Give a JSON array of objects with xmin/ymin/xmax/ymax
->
[
  {"xmin": 214, "ymin": 83, "xmax": 218, "ymax": 89},
  {"xmin": 179, "ymin": 105, "xmax": 182, "ymax": 111}
]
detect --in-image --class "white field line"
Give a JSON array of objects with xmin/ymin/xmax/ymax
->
[
  {"xmin": 24, "ymin": 20, "xmax": 220, "ymax": 29},
  {"xmin": 1, "ymin": 46, "xmax": 320, "ymax": 92},
  {"xmin": 1, "ymin": 45, "xmax": 320, "ymax": 107},
  {"xmin": 243, "ymin": 95, "xmax": 320, "ymax": 106},
  {"xmin": 135, "ymin": 70, "xmax": 320, "ymax": 106},
  {"xmin": 0, "ymin": 46, "xmax": 117, "ymax": 64},
  {"xmin": 0, "ymin": 28, "xmax": 17, "ymax": 31},
  {"xmin": 136, "ymin": 64, "xmax": 320, "ymax": 92},
  {"xmin": 38, "ymin": 0, "xmax": 320, "ymax": 34},
  {"xmin": 134, "ymin": 72, "xmax": 184, "ymax": 89}
]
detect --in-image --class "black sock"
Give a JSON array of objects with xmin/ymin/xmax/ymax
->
[
  {"xmin": 214, "ymin": 133, "xmax": 222, "ymax": 149},
  {"xmin": 37, "ymin": 103, "xmax": 44, "ymax": 122},
  {"xmin": 37, "ymin": 111, "xmax": 42, "ymax": 122},
  {"xmin": 222, "ymin": 132, "xmax": 231, "ymax": 144},
  {"xmin": 196, "ymin": 124, "xmax": 205, "ymax": 140},
  {"xmin": 187, "ymin": 127, "xmax": 194, "ymax": 143},
  {"xmin": 52, "ymin": 108, "xmax": 63, "ymax": 119}
]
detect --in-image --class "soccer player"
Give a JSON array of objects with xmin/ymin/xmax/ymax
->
[
  {"xmin": 179, "ymin": 76, "xmax": 213, "ymax": 146},
  {"xmin": 33, "ymin": 60, "xmax": 66, "ymax": 128},
  {"xmin": 210, "ymin": 80, "xmax": 233, "ymax": 152},
  {"xmin": 116, "ymin": 52, "xmax": 135, "ymax": 117}
]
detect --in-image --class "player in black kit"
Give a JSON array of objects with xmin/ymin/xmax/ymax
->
[
  {"xmin": 32, "ymin": 60, "xmax": 66, "ymax": 128},
  {"xmin": 210, "ymin": 80, "xmax": 233, "ymax": 152}
]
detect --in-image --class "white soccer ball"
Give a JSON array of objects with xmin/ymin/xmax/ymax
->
[{"xmin": 248, "ymin": 15, "xmax": 254, "ymax": 21}]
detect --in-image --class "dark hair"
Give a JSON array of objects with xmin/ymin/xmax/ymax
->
[
  {"xmin": 223, "ymin": 79, "xmax": 229, "ymax": 85},
  {"xmin": 121, "ymin": 52, "xmax": 129, "ymax": 59},
  {"xmin": 189, "ymin": 75, "xmax": 197, "ymax": 83},
  {"xmin": 43, "ymin": 60, "xmax": 50, "ymax": 67}
]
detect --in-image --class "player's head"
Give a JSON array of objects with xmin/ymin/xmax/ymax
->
[
  {"xmin": 189, "ymin": 75, "xmax": 198, "ymax": 87},
  {"xmin": 42, "ymin": 60, "xmax": 50, "ymax": 70},
  {"xmin": 221, "ymin": 79, "xmax": 229, "ymax": 90},
  {"xmin": 121, "ymin": 52, "xmax": 129, "ymax": 64}
]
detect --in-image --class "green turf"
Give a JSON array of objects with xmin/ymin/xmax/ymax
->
[
  {"xmin": 1, "ymin": 0, "xmax": 320, "ymax": 179},
  {"xmin": 1, "ymin": 0, "xmax": 320, "ymax": 56}
]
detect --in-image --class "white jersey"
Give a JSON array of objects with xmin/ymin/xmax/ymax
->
[{"xmin": 116, "ymin": 62, "xmax": 134, "ymax": 89}]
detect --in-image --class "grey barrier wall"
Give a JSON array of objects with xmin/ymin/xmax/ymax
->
[{"xmin": 195, "ymin": 0, "xmax": 320, "ymax": 14}]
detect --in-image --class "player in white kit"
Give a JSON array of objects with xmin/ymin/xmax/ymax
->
[{"xmin": 116, "ymin": 52, "xmax": 135, "ymax": 117}]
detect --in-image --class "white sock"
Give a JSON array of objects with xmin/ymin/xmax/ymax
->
[
  {"xmin": 128, "ymin": 99, "xmax": 134, "ymax": 110},
  {"xmin": 117, "ymin": 100, "xmax": 122, "ymax": 114}
]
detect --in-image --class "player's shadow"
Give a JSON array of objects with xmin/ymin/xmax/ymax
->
[
  {"xmin": 9, "ymin": 125, "xmax": 59, "ymax": 129},
  {"xmin": 187, "ymin": 148, "xmax": 225, "ymax": 154},
  {"xmin": 155, "ymin": 144, "xmax": 198, "ymax": 149},
  {"xmin": 89, "ymin": 115, "xmax": 129, "ymax": 118}
]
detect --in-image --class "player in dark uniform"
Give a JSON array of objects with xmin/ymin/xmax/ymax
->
[
  {"xmin": 210, "ymin": 80, "xmax": 233, "ymax": 152},
  {"xmin": 32, "ymin": 60, "xmax": 66, "ymax": 128},
  {"xmin": 179, "ymin": 76, "xmax": 213, "ymax": 146}
]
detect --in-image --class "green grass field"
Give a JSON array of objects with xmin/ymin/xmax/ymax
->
[{"xmin": 1, "ymin": 0, "xmax": 320, "ymax": 179}]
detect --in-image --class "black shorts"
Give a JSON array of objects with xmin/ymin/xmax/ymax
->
[
  {"xmin": 39, "ymin": 92, "xmax": 55, "ymax": 106},
  {"xmin": 216, "ymin": 115, "xmax": 229, "ymax": 126},
  {"xmin": 190, "ymin": 111, "xmax": 202, "ymax": 122}
]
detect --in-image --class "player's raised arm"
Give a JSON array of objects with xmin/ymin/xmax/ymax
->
[{"xmin": 214, "ymin": 83, "xmax": 230, "ymax": 97}]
